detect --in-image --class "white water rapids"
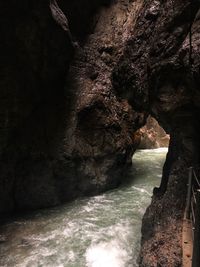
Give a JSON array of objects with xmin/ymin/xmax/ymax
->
[{"xmin": 0, "ymin": 148, "xmax": 168, "ymax": 267}]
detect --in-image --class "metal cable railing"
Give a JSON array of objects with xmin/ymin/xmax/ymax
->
[{"xmin": 185, "ymin": 167, "xmax": 200, "ymax": 267}]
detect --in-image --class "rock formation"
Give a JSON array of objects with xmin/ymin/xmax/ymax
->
[
  {"xmin": 0, "ymin": 0, "xmax": 74, "ymax": 213},
  {"xmin": 112, "ymin": 0, "xmax": 200, "ymax": 266},
  {"xmin": 138, "ymin": 116, "xmax": 170, "ymax": 149},
  {"xmin": 0, "ymin": 0, "xmax": 145, "ymax": 213}
]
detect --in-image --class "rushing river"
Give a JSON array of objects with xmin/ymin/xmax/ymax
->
[{"xmin": 0, "ymin": 148, "xmax": 167, "ymax": 267}]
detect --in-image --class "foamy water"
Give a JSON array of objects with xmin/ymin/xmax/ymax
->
[{"xmin": 0, "ymin": 149, "xmax": 167, "ymax": 267}]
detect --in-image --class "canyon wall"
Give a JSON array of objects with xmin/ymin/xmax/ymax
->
[
  {"xmin": 112, "ymin": 0, "xmax": 200, "ymax": 266},
  {"xmin": 1, "ymin": 0, "xmax": 74, "ymax": 212},
  {"xmin": 0, "ymin": 0, "xmax": 146, "ymax": 214}
]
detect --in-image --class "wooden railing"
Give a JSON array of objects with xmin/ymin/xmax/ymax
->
[{"xmin": 185, "ymin": 167, "xmax": 200, "ymax": 267}]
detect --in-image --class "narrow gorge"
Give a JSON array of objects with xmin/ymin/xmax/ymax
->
[{"xmin": 0, "ymin": 0, "xmax": 200, "ymax": 266}]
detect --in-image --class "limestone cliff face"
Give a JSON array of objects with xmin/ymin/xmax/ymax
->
[{"xmin": 0, "ymin": 0, "xmax": 145, "ymax": 213}]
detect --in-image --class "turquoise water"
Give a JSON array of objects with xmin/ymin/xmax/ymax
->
[{"xmin": 0, "ymin": 148, "xmax": 167, "ymax": 267}]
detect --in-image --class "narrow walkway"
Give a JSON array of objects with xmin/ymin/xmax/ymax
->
[
  {"xmin": 182, "ymin": 217, "xmax": 193, "ymax": 267},
  {"xmin": 183, "ymin": 167, "xmax": 200, "ymax": 267}
]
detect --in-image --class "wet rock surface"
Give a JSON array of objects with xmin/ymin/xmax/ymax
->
[
  {"xmin": 0, "ymin": 0, "xmax": 75, "ymax": 213},
  {"xmin": 62, "ymin": 0, "xmax": 146, "ymax": 200},
  {"xmin": 0, "ymin": 0, "xmax": 145, "ymax": 214},
  {"xmin": 112, "ymin": 0, "xmax": 200, "ymax": 266}
]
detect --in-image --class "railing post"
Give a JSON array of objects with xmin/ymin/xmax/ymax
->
[
  {"xmin": 192, "ymin": 190, "xmax": 200, "ymax": 267},
  {"xmin": 186, "ymin": 167, "xmax": 193, "ymax": 219}
]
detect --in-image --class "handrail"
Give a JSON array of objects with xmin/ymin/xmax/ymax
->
[
  {"xmin": 185, "ymin": 167, "xmax": 200, "ymax": 267},
  {"xmin": 193, "ymin": 169, "xmax": 200, "ymax": 188}
]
